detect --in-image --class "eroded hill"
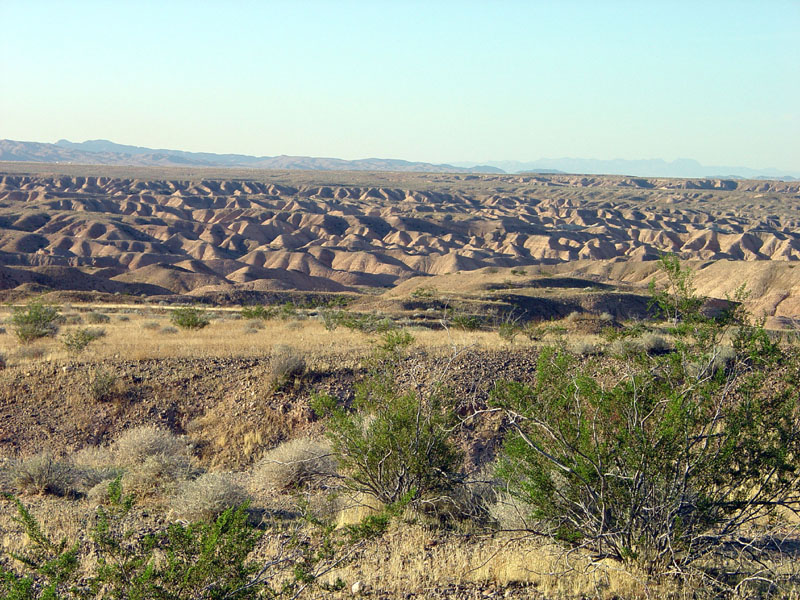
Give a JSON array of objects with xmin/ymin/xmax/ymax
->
[{"xmin": 1, "ymin": 165, "xmax": 800, "ymax": 315}]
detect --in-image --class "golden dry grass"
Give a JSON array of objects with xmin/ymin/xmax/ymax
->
[{"xmin": 0, "ymin": 304, "xmax": 521, "ymax": 369}]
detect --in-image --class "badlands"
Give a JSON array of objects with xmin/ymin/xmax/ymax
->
[{"xmin": 1, "ymin": 163, "xmax": 800, "ymax": 323}]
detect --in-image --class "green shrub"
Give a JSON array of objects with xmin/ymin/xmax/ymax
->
[
  {"xmin": 240, "ymin": 304, "xmax": 276, "ymax": 320},
  {"xmin": 313, "ymin": 331, "xmax": 462, "ymax": 506},
  {"xmin": 450, "ymin": 312, "xmax": 482, "ymax": 331},
  {"xmin": 86, "ymin": 311, "xmax": 110, "ymax": 324},
  {"xmin": 492, "ymin": 258, "xmax": 800, "ymax": 590},
  {"xmin": 60, "ymin": 327, "xmax": 105, "ymax": 353},
  {"xmin": 10, "ymin": 301, "xmax": 60, "ymax": 343},
  {"xmin": 170, "ymin": 307, "xmax": 209, "ymax": 330},
  {"xmin": 88, "ymin": 368, "xmax": 119, "ymax": 401}
]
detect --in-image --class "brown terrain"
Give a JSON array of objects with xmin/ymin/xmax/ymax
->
[
  {"xmin": 2, "ymin": 163, "xmax": 800, "ymax": 322},
  {"xmin": 2, "ymin": 163, "xmax": 800, "ymax": 598}
]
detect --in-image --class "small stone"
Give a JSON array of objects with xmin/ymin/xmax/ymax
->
[{"xmin": 351, "ymin": 580, "xmax": 363, "ymax": 595}]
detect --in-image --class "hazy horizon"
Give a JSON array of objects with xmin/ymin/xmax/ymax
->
[{"xmin": 1, "ymin": 1, "xmax": 797, "ymax": 172}]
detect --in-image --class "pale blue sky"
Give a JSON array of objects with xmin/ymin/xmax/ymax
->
[{"xmin": 1, "ymin": 1, "xmax": 798, "ymax": 170}]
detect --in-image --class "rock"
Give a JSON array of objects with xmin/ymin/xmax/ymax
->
[{"xmin": 351, "ymin": 580, "xmax": 363, "ymax": 595}]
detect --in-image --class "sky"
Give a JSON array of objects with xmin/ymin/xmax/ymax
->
[{"xmin": 1, "ymin": 1, "xmax": 798, "ymax": 171}]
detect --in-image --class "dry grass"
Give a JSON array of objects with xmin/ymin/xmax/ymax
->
[
  {"xmin": 0, "ymin": 305, "xmax": 521, "ymax": 369},
  {"xmin": 320, "ymin": 522, "xmax": 657, "ymax": 598},
  {"xmin": 5, "ymin": 452, "xmax": 81, "ymax": 497},
  {"xmin": 170, "ymin": 472, "xmax": 250, "ymax": 522},
  {"xmin": 250, "ymin": 437, "xmax": 336, "ymax": 493}
]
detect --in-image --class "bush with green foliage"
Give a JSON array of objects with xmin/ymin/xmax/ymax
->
[
  {"xmin": 313, "ymin": 330, "xmax": 462, "ymax": 507},
  {"xmin": 240, "ymin": 304, "xmax": 276, "ymax": 320},
  {"xmin": 170, "ymin": 307, "xmax": 210, "ymax": 330},
  {"xmin": 88, "ymin": 368, "xmax": 119, "ymax": 402},
  {"xmin": 61, "ymin": 327, "xmax": 105, "ymax": 354},
  {"xmin": 10, "ymin": 301, "xmax": 60, "ymax": 343},
  {"xmin": 492, "ymin": 256, "xmax": 800, "ymax": 592},
  {"xmin": 86, "ymin": 311, "xmax": 110, "ymax": 324},
  {"xmin": 1, "ymin": 481, "xmax": 353, "ymax": 599}
]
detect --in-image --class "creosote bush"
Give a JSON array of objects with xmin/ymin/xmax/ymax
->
[
  {"xmin": 313, "ymin": 330, "xmax": 463, "ymax": 508},
  {"xmin": 86, "ymin": 311, "xmax": 110, "ymax": 324},
  {"xmin": 88, "ymin": 368, "xmax": 119, "ymax": 401},
  {"xmin": 61, "ymin": 327, "xmax": 105, "ymax": 353},
  {"xmin": 10, "ymin": 300, "xmax": 60, "ymax": 343},
  {"xmin": 492, "ymin": 255, "xmax": 800, "ymax": 594},
  {"xmin": 170, "ymin": 306, "xmax": 210, "ymax": 330}
]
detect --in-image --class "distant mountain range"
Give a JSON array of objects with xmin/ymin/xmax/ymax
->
[
  {"xmin": 0, "ymin": 139, "xmax": 796, "ymax": 180},
  {"xmin": 0, "ymin": 139, "xmax": 504, "ymax": 174},
  {"xmin": 453, "ymin": 158, "xmax": 799, "ymax": 180}
]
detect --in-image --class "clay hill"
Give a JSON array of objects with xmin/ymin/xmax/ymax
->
[{"xmin": 1, "ymin": 163, "xmax": 800, "ymax": 320}]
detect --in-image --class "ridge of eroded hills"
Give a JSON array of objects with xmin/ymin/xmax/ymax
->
[{"xmin": 1, "ymin": 166, "xmax": 800, "ymax": 316}]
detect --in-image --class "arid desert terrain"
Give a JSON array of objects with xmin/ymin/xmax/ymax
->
[{"xmin": 1, "ymin": 163, "xmax": 800, "ymax": 599}]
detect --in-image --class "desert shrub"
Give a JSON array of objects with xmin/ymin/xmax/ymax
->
[
  {"xmin": 113, "ymin": 425, "xmax": 193, "ymax": 467},
  {"xmin": 171, "ymin": 472, "xmax": 250, "ymax": 522},
  {"xmin": 450, "ymin": 312, "xmax": 482, "ymax": 331},
  {"xmin": 240, "ymin": 304, "xmax": 276, "ymax": 320},
  {"xmin": 112, "ymin": 426, "xmax": 196, "ymax": 497},
  {"xmin": 63, "ymin": 313, "xmax": 83, "ymax": 325},
  {"xmin": 336, "ymin": 312, "xmax": 395, "ymax": 334},
  {"xmin": 313, "ymin": 331, "xmax": 462, "ymax": 507},
  {"xmin": 492, "ymin": 257, "xmax": 800, "ymax": 592},
  {"xmin": 170, "ymin": 306, "xmax": 209, "ymax": 330},
  {"xmin": 498, "ymin": 321, "xmax": 520, "ymax": 343},
  {"xmin": 160, "ymin": 325, "xmax": 179, "ymax": 334},
  {"xmin": 8, "ymin": 453, "xmax": 81, "ymax": 496},
  {"xmin": 569, "ymin": 339, "xmax": 600, "ymax": 356},
  {"xmin": 244, "ymin": 318, "xmax": 265, "ymax": 331},
  {"xmin": 251, "ymin": 437, "xmax": 337, "ymax": 492},
  {"xmin": 0, "ymin": 353, "xmax": 5, "ymax": 370},
  {"xmin": 116, "ymin": 314, "xmax": 130, "ymax": 322},
  {"xmin": 10, "ymin": 300, "xmax": 60, "ymax": 343},
  {"xmin": 15, "ymin": 346, "xmax": 45, "ymax": 360},
  {"xmin": 141, "ymin": 320, "xmax": 160, "ymax": 330},
  {"xmin": 88, "ymin": 368, "xmax": 119, "ymax": 401},
  {"xmin": 120, "ymin": 454, "xmax": 194, "ymax": 499},
  {"xmin": 635, "ymin": 331, "xmax": 671, "ymax": 354},
  {"xmin": 318, "ymin": 308, "xmax": 345, "ymax": 331},
  {"xmin": 86, "ymin": 311, "xmax": 110, "ymax": 324},
  {"xmin": 269, "ymin": 345, "xmax": 306, "ymax": 391},
  {"xmin": 410, "ymin": 285, "xmax": 438, "ymax": 299},
  {"xmin": 60, "ymin": 327, "xmax": 105, "ymax": 353}
]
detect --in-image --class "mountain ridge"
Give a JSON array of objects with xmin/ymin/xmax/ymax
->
[{"xmin": 0, "ymin": 139, "xmax": 504, "ymax": 174}]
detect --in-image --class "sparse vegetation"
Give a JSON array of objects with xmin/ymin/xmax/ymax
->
[
  {"xmin": 269, "ymin": 344, "xmax": 306, "ymax": 391},
  {"xmin": 170, "ymin": 306, "xmax": 210, "ymax": 330},
  {"xmin": 7, "ymin": 453, "xmax": 80, "ymax": 497},
  {"xmin": 60, "ymin": 327, "xmax": 105, "ymax": 353},
  {"xmin": 86, "ymin": 311, "xmax": 110, "ymax": 324},
  {"xmin": 491, "ymin": 258, "xmax": 800, "ymax": 593},
  {"xmin": 9, "ymin": 300, "xmax": 60, "ymax": 343},
  {"xmin": 251, "ymin": 437, "xmax": 337, "ymax": 492},
  {"xmin": 170, "ymin": 472, "xmax": 250, "ymax": 522},
  {"xmin": 88, "ymin": 368, "xmax": 119, "ymax": 401}
]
